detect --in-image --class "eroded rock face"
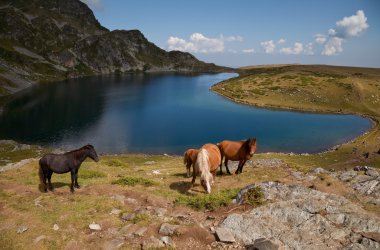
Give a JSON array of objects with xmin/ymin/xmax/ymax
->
[{"xmin": 220, "ymin": 182, "xmax": 380, "ymax": 250}]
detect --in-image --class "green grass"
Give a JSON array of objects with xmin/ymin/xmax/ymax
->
[
  {"xmin": 79, "ymin": 169, "xmax": 106, "ymax": 179},
  {"xmin": 242, "ymin": 186, "xmax": 265, "ymax": 207},
  {"xmin": 174, "ymin": 188, "xmax": 240, "ymax": 210},
  {"xmin": 112, "ymin": 176, "xmax": 159, "ymax": 187}
]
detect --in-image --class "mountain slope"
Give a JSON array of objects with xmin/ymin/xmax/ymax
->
[{"xmin": 0, "ymin": 0, "xmax": 227, "ymax": 95}]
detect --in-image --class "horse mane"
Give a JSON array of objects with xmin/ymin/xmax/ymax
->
[
  {"xmin": 64, "ymin": 144, "xmax": 93, "ymax": 155},
  {"xmin": 195, "ymin": 148, "xmax": 212, "ymax": 182},
  {"xmin": 244, "ymin": 138, "xmax": 256, "ymax": 150}
]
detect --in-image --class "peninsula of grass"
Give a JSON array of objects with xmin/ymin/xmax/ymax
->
[{"xmin": 212, "ymin": 64, "xmax": 380, "ymax": 169}]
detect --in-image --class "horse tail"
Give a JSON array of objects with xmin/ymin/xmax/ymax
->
[
  {"xmin": 183, "ymin": 151, "xmax": 188, "ymax": 164},
  {"xmin": 195, "ymin": 148, "xmax": 212, "ymax": 193},
  {"xmin": 38, "ymin": 158, "xmax": 45, "ymax": 185}
]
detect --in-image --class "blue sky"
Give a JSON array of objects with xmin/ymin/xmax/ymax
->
[{"xmin": 82, "ymin": 0, "xmax": 380, "ymax": 68}]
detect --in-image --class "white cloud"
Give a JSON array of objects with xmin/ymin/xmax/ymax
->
[
  {"xmin": 167, "ymin": 33, "xmax": 243, "ymax": 53},
  {"xmin": 261, "ymin": 40, "xmax": 276, "ymax": 54},
  {"xmin": 167, "ymin": 33, "xmax": 224, "ymax": 53},
  {"xmin": 80, "ymin": 0, "xmax": 103, "ymax": 10},
  {"xmin": 322, "ymin": 37, "xmax": 344, "ymax": 56},
  {"xmin": 328, "ymin": 29, "xmax": 336, "ymax": 36},
  {"xmin": 224, "ymin": 35, "xmax": 243, "ymax": 42},
  {"xmin": 279, "ymin": 42, "xmax": 304, "ymax": 55},
  {"xmin": 317, "ymin": 10, "xmax": 368, "ymax": 56},
  {"xmin": 277, "ymin": 38, "xmax": 286, "ymax": 44},
  {"xmin": 304, "ymin": 43, "xmax": 314, "ymax": 55},
  {"xmin": 242, "ymin": 48, "xmax": 255, "ymax": 53},
  {"xmin": 314, "ymin": 34, "xmax": 327, "ymax": 44},
  {"xmin": 335, "ymin": 10, "xmax": 369, "ymax": 38},
  {"xmin": 228, "ymin": 49, "xmax": 238, "ymax": 54}
]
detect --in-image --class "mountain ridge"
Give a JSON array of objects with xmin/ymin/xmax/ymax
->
[{"xmin": 0, "ymin": 0, "xmax": 228, "ymax": 95}]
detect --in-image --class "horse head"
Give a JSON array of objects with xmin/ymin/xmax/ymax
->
[
  {"xmin": 245, "ymin": 138, "xmax": 257, "ymax": 157},
  {"xmin": 85, "ymin": 144, "xmax": 99, "ymax": 162}
]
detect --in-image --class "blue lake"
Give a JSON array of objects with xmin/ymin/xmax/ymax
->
[{"xmin": 0, "ymin": 73, "xmax": 372, "ymax": 154}]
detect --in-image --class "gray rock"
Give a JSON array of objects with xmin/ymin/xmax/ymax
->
[
  {"xmin": 110, "ymin": 208, "xmax": 121, "ymax": 215},
  {"xmin": 142, "ymin": 236, "xmax": 165, "ymax": 250},
  {"xmin": 220, "ymin": 182, "xmax": 380, "ymax": 249},
  {"xmin": 339, "ymin": 170, "xmax": 357, "ymax": 182},
  {"xmin": 291, "ymin": 171, "xmax": 304, "ymax": 180},
  {"xmin": 352, "ymin": 179, "xmax": 379, "ymax": 195},
  {"xmin": 103, "ymin": 238, "xmax": 125, "ymax": 250},
  {"xmin": 251, "ymin": 159, "xmax": 288, "ymax": 168},
  {"xmin": 121, "ymin": 213, "xmax": 135, "ymax": 221},
  {"xmin": 16, "ymin": 226, "xmax": 28, "ymax": 234},
  {"xmin": 308, "ymin": 167, "xmax": 328, "ymax": 175},
  {"xmin": 215, "ymin": 228, "xmax": 235, "ymax": 243},
  {"xmin": 134, "ymin": 227, "xmax": 147, "ymax": 237},
  {"xmin": 160, "ymin": 236, "xmax": 173, "ymax": 245},
  {"xmin": 89, "ymin": 223, "xmax": 101, "ymax": 231},
  {"xmin": 248, "ymin": 238, "xmax": 280, "ymax": 250},
  {"xmin": 366, "ymin": 168, "xmax": 379, "ymax": 177},
  {"xmin": 154, "ymin": 207, "xmax": 167, "ymax": 217},
  {"xmin": 159, "ymin": 223, "xmax": 178, "ymax": 236}
]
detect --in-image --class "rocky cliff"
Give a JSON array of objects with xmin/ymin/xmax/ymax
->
[{"xmin": 0, "ymin": 0, "xmax": 227, "ymax": 95}]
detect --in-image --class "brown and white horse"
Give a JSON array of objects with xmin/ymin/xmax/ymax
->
[
  {"xmin": 192, "ymin": 144, "xmax": 221, "ymax": 194},
  {"xmin": 218, "ymin": 138, "xmax": 257, "ymax": 175},
  {"xmin": 183, "ymin": 148, "xmax": 199, "ymax": 177}
]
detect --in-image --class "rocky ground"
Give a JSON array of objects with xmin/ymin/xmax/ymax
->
[{"xmin": 0, "ymin": 152, "xmax": 379, "ymax": 249}]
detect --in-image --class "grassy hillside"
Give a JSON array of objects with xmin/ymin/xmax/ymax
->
[
  {"xmin": 212, "ymin": 64, "xmax": 380, "ymax": 166},
  {"xmin": 1, "ymin": 140, "xmax": 378, "ymax": 249}
]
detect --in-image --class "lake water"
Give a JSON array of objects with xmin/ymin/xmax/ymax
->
[{"xmin": 0, "ymin": 73, "xmax": 372, "ymax": 154}]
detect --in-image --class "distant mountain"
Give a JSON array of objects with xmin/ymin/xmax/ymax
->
[{"xmin": 0, "ymin": 0, "xmax": 228, "ymax": 95}]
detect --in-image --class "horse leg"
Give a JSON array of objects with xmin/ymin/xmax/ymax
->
[
  {"xmin": 235, "ymin": 160, "xmax": 243, "ymax": 175},
  {"xmin": 186, "ymin": 163, "xmax": 191, "ymax": 178},
  {"xmin": 191, "ymin": 169, "xmax": 196, "ymax": 186},
  {"xmin": 74, "ymin": 169, "xmax": 80, "ymax": 189},
  {"xmin": 39, "ymin": 165, "xmax": 48, "ymax": 192},
  {"xmin": 47, "ymin": 170, "xmax": 54, "ymax": 191},
  {"xmin": 239, "ymin": 160, "xmax": 247, "ymax": 174},
  {"xmin": 225, "ymin": 159, "xmax": 232, "ymax": 175},
  {"xmin": 70, "ymin": 169, "xmax": 75, "ymax": 193},
  {"xmin": 219, "ymin": 154, "xmax": 224, "ymax": 175}
]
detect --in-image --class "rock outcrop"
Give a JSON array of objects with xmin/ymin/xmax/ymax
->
[
  {"xmin": 0, "ymin": 0, "xmax": 227, "ymax": 95},
  {"xmin": 220, "ymin": 182, "xmax": 380, "ymax": 250}
]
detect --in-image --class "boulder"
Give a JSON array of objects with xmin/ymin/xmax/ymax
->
[
  {"xmin": 221, "ymin": 182, "xmax": 380, "ymax": 249},
  {"xmin": 215, "ymin": 228, "xmax": 235, "ymax": 243},
  {"xmin": 247, "ymin": 238, "xmax": 281, "ymax": 250},
  {"xmin": 339, "ymin": 170, "xmax": 357, "ymax": 182},
  {"xmin": 159, "ymin": 223, "xmax": 178, "ymax": 236}
]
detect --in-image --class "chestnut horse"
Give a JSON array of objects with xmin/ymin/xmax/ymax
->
[
  {"xmin": 192, "ymin": 144, "xmax": 221, "ymax": 194},
  {"xmin": 218, "ymin": 138, "xmax": 257, "ymax": 175},
  {"xmin": 183, "ymin": 148, "xmax": 199, "ymax": 178},
  {"xmin": 39, "ymin": 144, "xmax": 99, "ymax": 193}
]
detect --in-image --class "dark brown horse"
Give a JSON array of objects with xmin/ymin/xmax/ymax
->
[
  {"xmin": 183, "ymin": 148, "xmax": 199, "ymax": 178},
  {"xmin": 192, "ymin": 144, "xmax": 221, "ymax": 194},
  {"xmin": 217, "ymin": 138, "xmax": 257, "ymax": 175},
  {"xmin": 39, "ymin": 144, "xmax": 99, "ymax": 193}
]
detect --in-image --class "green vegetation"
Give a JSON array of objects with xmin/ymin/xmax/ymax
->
[
  {"xmin": 112, "ymin": 176, "xmax": 159, "ymax": 187},
  {"xmin": 175, "ymin": 188, "xmax": 240, "ymax": 210},
  {"xmin": 213, "ymin": 64, "xmax": 380, "ymax": 169},
  {"xmin": 243, "ymin": 186, "xmax": 265, "ymax": 207}
]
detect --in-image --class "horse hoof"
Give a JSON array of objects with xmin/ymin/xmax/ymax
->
[
  {"xmin": 227, "ymin": 172, "xmax": 232, "ymax": 175},
  {"xmin": 75, "ymin": 185, "xmax": 81, "ymax": 189},
  {"xmin": 70, "ymin": 189, "xmax": 75, "ymax": 193}
]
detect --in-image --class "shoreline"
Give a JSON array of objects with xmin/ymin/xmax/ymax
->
[{"xmin": 211, "ymin": 77, "xmax": 379, "ymax": 156}]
